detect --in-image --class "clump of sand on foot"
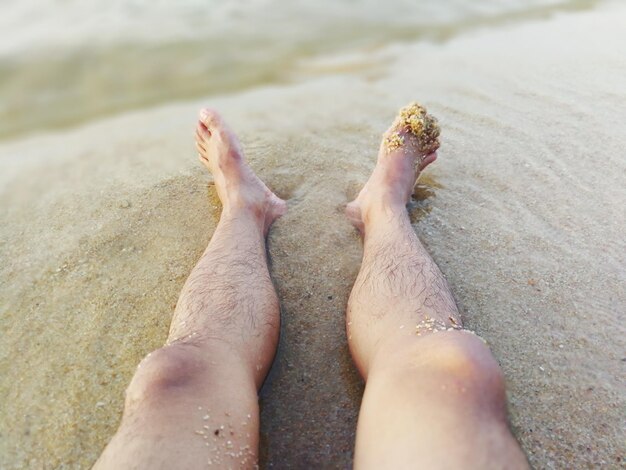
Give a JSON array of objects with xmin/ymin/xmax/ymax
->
[{"xmin": 384, "ymin": 102, "xmax": 440, "ymax": 154}]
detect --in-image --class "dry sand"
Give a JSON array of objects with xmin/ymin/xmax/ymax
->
[{"xmin": 1, "ymin": 4, "xmax": 625, "ymax": 469}]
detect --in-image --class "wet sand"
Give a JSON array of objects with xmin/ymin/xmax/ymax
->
[{"xmin": 1, "ymin": 4, "xmax": 625, "ymax": 469}]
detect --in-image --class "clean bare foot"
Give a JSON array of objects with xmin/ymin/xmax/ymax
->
[
  {"xmin": 195, "ymin": 108, "xmax": 286, "ymax": 234},
  {"xmin": 346, "ymin": 103, "xmax": 439, "ymax": 232}
]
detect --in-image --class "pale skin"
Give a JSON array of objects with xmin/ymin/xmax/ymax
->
[{"xmin": 94, "ymin": 109, "xmax": 528, "ymax": 469}]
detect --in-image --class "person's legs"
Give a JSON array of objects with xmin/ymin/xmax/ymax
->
[
  {"xmin": 95, "ymin": 109, "xmax": 286, "ymax": 469},
  {"xmin": 345, "ymin": 115, "xmax": 528, "ymax": 469}
]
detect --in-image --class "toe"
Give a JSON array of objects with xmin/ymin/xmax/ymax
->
[
  {"xmin": 419, "ymin": 151, "xmax": 437, "ymax": 170},
  {"xmin": 196, "ymin": 123, "xmax": 210, "ymax": 142},
  {"xmin": 199, "ymin": 108, "xmax": 222, "ymax": 130},
  {"xmin": 195, "ymin": 141, "xmax": 206, "ymax": 156},
  {"xmin": 198, "ymin": 108, "xmax": 233, "ymax": 145}
]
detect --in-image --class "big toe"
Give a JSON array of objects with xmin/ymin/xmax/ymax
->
[{"xmin": 199, "ymin": 108, "xmax": 223, "ymax": 131}]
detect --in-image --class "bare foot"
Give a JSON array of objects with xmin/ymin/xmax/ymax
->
[
  {"xmin": 346, "ymin": 105, "xmax": 439, "ymax": 233},
  {"xmin": 195, "ymin": 108, "xmax": 287, "ymax": 234}
]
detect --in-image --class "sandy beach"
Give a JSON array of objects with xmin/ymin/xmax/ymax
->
[{"xmin": 1, "ymin": 1, "xmax": 625, "ymax": 468}]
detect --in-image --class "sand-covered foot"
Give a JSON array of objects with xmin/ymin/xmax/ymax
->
[
  {"xmin": 195, "ymin": 108, "xmax": 286, "ymax": 233},
  {"xmin": 346, "ymin": 102, "xmax": 440, "ymax": 232}
]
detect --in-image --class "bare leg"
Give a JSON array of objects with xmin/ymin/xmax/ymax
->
[
  {"xmin": 95, "ymin": 109, "xmax": 286, "ymax": 469},
  {"xmin": 345, "ymin": 119, "xmax": 528, "ymax": 469}
]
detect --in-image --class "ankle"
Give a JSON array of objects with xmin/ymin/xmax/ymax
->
[
  {"xmin": 221, "ymin": 201, "xmax": 266, "ymax": 231},
  {"xmin": 360, "ymin": 196, "xmax": 407, "ymax": 227}
]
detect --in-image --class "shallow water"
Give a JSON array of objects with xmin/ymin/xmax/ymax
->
[
  {"xmin": 0, "ymin": 0, "xmax": 601, "ymax": 141},
  {"xmin": 1, "ymin": 1, "xmax": 625, "ymax": 468}
]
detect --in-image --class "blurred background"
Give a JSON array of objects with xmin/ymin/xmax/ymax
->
[{"xmin": 0, "ymin": 0, "xmax": 601, "ymax": 141}]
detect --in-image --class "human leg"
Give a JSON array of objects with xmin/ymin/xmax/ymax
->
[
  {"xmin": 94, "ymin": 109, "xmax": 286, "ymax": 469},
  {"xmin": 345, "ymin": 109, "xmax": 528, "ymax": 469}
]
